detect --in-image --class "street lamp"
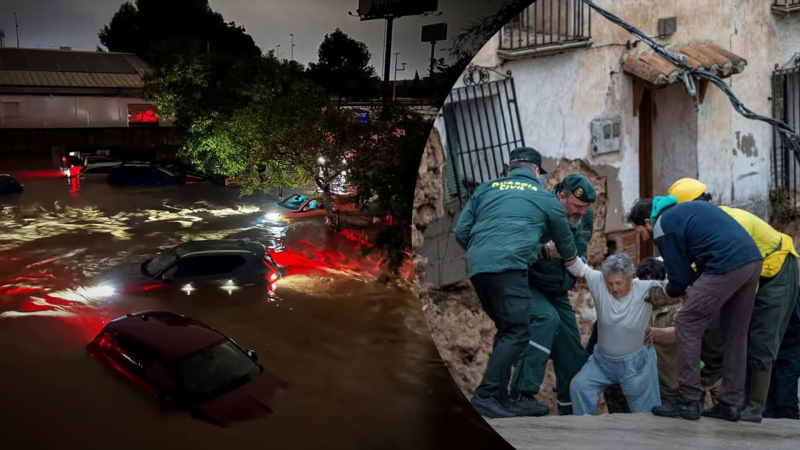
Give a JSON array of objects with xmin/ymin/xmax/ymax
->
[
  {"xmin": 290, "ymin": 34, "xmax": 295, "ymax": 61},
  {"xmin": 275, "ymin": 44, "xmax": 281, "ymax": 60},
  {"xmin": 392, "ymin": 52, "xmax": 406, "ymax": 102}
]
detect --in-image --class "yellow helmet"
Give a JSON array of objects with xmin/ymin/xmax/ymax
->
[{"xmin": 669, "ymin": 178, "xmax": 708, "ymax": 203}]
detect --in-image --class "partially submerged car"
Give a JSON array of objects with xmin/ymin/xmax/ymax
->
[
  {"xmin": 0, "ymin": 174, "xmax": 24, "ymax": 196},
  {"xmin": 87, "ymin": 311, "xmax": 288, "ymax": 427},
  {"xmin": 108, "ymin": 163, "xmax": 184, "ymax": 186},
  {"xmin": 264, "ymin": 194, "xmax": 356, "ymax": 223},
  {"xmin": 91, "ymin": 239, "xmax": 281, "ymax": 293}
]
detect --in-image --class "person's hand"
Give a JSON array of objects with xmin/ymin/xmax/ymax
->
[
  {"xmin": 546, "ymin": 241, "xmax": 562, "ymax": 259},
  {"xmin": 644, "ymin": 327, "xmax": 654, "ymax": 346}
]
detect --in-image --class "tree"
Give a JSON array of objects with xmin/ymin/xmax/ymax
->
[
  {"xmin": 308, "ymin": 28, "xmax": 377, "ymax": 101},
  {"xmin": 99, "ymin": 0, "xmax": 260, "ymax": 62},
  {"xmin": 347, "ymin": 104, "xmax": 429, "ymax": 275}
]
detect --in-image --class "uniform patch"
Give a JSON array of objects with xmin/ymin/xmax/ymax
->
[
  {"xmin": 491, "ymin": 180, "xmax": 538, "ymax": 191},
  {"xmin": 574, "ymin": 187, "xmax": 584, "ymax": 198}
]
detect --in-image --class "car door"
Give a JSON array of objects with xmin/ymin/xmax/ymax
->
[
  {"xmin": 105, "ymin": 335, "xmax": 159, "ymax": 392},
  {"xmin": 160, "ymin": 254, "xmax": 249, "ymax": 285}
]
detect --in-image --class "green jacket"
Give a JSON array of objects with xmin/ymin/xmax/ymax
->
[
  {"xmin": 529, "ymin": 186, "xmax": 593, "ymax": 295},
  {"xmin": 454, "ymin": 169, "xmax": 578, "ymax": 278}
]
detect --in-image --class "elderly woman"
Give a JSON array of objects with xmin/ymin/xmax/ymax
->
[{"xmin": 568, "ymin": 253, "xmax": 666, "ymax": 415}]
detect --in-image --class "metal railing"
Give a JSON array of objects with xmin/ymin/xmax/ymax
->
[
  {"xmin": 772, "ymin": 0, "xmax": 800, "ymax": 15},
  {"xmin": 441, "ymin": 70, "xmax": 525, "ymax": 205},
  {"xmin": 500, "ymin": 0, "xmax": 592, "ymax": 51},
  {"xmin": 774, "ymin": 0, "xmax": 800, "ymax": 6}
]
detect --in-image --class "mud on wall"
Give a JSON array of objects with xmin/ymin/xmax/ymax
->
[{"xmin": 413, "ymin": 127, "xmax": 446, "ymax": 301}]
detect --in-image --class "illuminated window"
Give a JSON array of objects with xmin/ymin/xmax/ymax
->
[{"xmin": 127, "ymin": 104, "xmax": 160, "ymax": 127}]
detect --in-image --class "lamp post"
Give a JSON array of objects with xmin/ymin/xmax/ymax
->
[
  {"xmin": 392, "ymin": 52, "xmax": 405, "ymax": 102},
  {"xmin": 290, "ymin": 34, "xmax": 295, "ymax": 61},
  {"xmin": 275, "ymin": 44, "xmax": 281, "ymax": 60}
]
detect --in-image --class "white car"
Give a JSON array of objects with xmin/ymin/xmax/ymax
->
[{"xmin": 84, "ymin": 156, "xmax": 121, "ymax": 167}]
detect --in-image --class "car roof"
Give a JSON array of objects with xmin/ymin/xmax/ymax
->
[
  {"xmin": 104, "ymin": 311, "xmax": 226, "ymax": 361},
  {"xmin": 172, "ymin": 239, "xmax": 264, "ymax": 258}
]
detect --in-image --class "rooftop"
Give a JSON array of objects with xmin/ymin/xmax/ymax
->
[
  {"xmin": 0, "ymin": 47, "xmax": 148, "ymax": 93},
  {"xmin": 623, "ymin": 41, "xmax": 747, "ymax": 87}
]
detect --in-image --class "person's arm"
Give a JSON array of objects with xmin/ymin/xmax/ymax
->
[
  {"xmin": 652, "ymin": 327, "xmax": 676, "ymax": 344},
  {"xmin": 454, "ymin": 195, "xmax": 478, "ymax": 251},
  {"xmin": 584, "ymin": 269, "xmax": 606, "ymax": 301},
  {"xmin": 654, "ymin": 223, "xmax": 695, "ymax": 298}
]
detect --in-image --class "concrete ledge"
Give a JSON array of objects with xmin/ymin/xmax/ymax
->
[
  {"xmin": 490, "ymin": 412, "xmax": 800, "ymax": 450},
  {"xmin": 498, "ymin": 40, "xmax": 593, "ymax": 61}
]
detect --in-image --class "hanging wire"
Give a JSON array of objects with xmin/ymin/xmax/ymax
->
[{"xmin": 582, "ymin": 0, "xmax": 800, "ymax": 158}]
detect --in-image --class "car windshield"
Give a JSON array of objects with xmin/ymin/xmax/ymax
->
[
  {"xmin": 173, "ymin": 339, "xmax": 260, "ymax": 399},
  {"xmin": 143, "ymin": 249, "xmax": 179, "ymax": 276},
  {"xmin": 277, "ymin": 194, "xmax": 308, "ymax": 210}
]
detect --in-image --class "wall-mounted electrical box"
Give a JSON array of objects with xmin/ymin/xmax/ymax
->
[
  {"xmin": 591, "ymin": 118, "xmax": 622, "ymax": 155},
  {"xmin": 658, "ymin": 17, "xmax": 677, "ymax": 37}
]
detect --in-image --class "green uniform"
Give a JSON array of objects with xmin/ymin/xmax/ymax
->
[
  {"xmin": 454, "ymin": 169, "xmax": 579, "ymax": 278},
  {"xmin": 454, "ymin": 165, "xmax": 580, "ymax": 404},
  {"xmin": 510, "ymin": 183, "xmax": 593, "ymax": 415}
]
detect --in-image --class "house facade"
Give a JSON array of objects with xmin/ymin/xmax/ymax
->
[{"xmin": 423, "ymin": 0, "xmax": 800, "ymax": 287}]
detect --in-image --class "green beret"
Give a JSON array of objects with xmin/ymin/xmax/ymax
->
[{"xmin": 564, "ymin": 173, "xmax": 596, "ymax": 203}]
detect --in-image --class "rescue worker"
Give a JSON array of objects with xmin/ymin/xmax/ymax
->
[
  {"xmin": 454, "ymin": 147, "xmax": 591, "ymax": 419},
  {"xmin": 669, "ymin": 178, "xmax": 799, "ymax": 422},
  {"xmin": 626, "ymin": 196, "xmax": 762, "ymax": 421},
  {"xmin": 508, "ymin": 173, "xmax": 596, "ymax": 416},
  {"xmin": 764, "ymin": 291, "xmax": 800, "ymax": 419}
]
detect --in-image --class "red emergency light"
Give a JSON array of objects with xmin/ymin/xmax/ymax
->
[{"xmin": 128, "ymin": 104, "xmax": 160, "ymax": 126}]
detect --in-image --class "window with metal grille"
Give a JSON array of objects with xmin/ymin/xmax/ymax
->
[
  {"xmin": 441, "ymin": 70, "xmax": 525, "ymax": 205},
  {"xmin": 771, "ymin": 57, "xmax": 800, "ymax": 221},
  {"xmin": 500, "ymin": 0, "xmax": 592, "ymax": 52}
]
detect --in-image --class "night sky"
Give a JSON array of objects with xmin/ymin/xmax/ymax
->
[{"xmin": 0, "ymin": 0, "xmax": 503, "ymax": 79}]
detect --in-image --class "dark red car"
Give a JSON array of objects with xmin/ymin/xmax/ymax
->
[{"xmin": 88, "ymin": 311, "xmax": 287, "ymax": 426}]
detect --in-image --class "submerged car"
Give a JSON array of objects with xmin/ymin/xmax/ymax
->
[
  {"xmin": 88, "ymin": 311, "xmax": 287, "ymax": 427},
  {"xmin": 77, "ymin": 161, "xmax": 123, "ymax": 179},
  {"xmin": 108, "ymin": 163, "xmax": 184, "ymax": 186},
  {"xmin": 0, "ymin": 174, "xmax": 24, "ymax": 196},
  {"xmin": 92, "ymin": 239, "xmax": 281, "ymax": 293},
  {"xmin": 265, "ymin": 193, "xmax": 356, "ymax": 222}
]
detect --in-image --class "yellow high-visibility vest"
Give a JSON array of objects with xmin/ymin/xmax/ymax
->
[{"xmin": 686, "ymin": 206, "xmax": 797, "ymax": 279}]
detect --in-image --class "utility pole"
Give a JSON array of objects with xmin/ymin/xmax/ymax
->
[
  {"xmin": 15, "ymin": 12, "xmax": 20, "ymax": 48},
  {"xmin": 383, "ymin": 17, "xmax": 395, "ymax": 100},
  {"xmin": 392, "ymin": 52, "xmax": 405, "ymax": 102},
  {"xmin": 290, "ymin": 34, "xmax": 295, "ymax": 61}
]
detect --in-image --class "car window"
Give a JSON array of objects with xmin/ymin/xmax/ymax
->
[
  {"xmin": 113, "ymin": 336, "xmax": 156, "ymax": 370},
  {"xmin": 144, "ymin": 249, "xmax": 179, "ymax": 276},
  {"xmin": 84, "ymin": 166, "xmax": 114, "ymax": 174},
  {"xmin": 173, "ymin": 339, "xmax": 260, "ymax": 399},
  {"xmin": 0, "ymin": 177, "xmax": 9, "ymax": 188},
  {"xmin": 172, "ymin": 255, "xmax": 247, "ymax": 279}
]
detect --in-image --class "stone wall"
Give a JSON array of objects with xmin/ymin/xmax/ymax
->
[{"xmin": 413, "ymin": 127, "xmax": 446, "ymax": 301}]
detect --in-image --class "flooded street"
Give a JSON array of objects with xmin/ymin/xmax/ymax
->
[{"xmin": 0, "ymin": 172, "xmax": 508, "ymax": 449}]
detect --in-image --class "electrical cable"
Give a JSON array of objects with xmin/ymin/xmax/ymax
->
[{"xmin": 582, "ymin": 0, "xmax": 800, "ymax": 157}]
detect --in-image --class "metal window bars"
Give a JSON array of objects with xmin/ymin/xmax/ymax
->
[{"xmin": 501, "ymin": 0, "xmax": 592, "ymax": 50}]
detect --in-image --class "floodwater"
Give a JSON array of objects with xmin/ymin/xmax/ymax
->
[{"xmin": 0, "ymin": 172, "xmax": 510, "ymax": 450}]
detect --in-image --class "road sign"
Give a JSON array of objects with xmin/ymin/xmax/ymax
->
[{"xmin": 357, "ymin": 0, "xmax": 438, "ymax": 20}]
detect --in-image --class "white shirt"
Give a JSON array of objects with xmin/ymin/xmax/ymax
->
[{"xmin": 586, "ymin": 270, "xmax": 665, "ymax": 357}]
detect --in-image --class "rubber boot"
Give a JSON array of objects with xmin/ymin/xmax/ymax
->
[{"xmin": 740, "ymin": 368, "xmax": 772, "ymax": 423}]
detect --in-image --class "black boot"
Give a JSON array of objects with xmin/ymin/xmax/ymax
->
[
  {"xmin": 506, "ymin": 392, "xmax": 550, "ymax": 417},
  {"xmin": 652, "ymin": 397, "xmax": 701, "ymax": 420},
  {"xmin": 470, "ymin": 395, "xmax": 516, "ymax": 419},
  {"xmin": 702, "ymin": 401, "xmax": 741, "ymax": 422}
]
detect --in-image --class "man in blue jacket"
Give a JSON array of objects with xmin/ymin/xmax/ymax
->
[
  {"xmin": 625, "ymin": 196, "xmax": 762, "ymax": 421},
  {"xmin": 454, "ymin": 147, "xmax": 590, "ymax": 419}
]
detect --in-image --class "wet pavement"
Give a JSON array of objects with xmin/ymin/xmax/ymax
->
[
  {"xmin": 0, "ymin": 172, "xmax": 511, "ymax": 450},
  {"xmin": 491, "ymin": 413, "xmax": 800, "ymax": 450}
]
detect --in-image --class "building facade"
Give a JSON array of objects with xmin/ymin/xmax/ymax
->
[
  {"xmin": 0, "ymin": 47, "xmax": 176, "ymax": 169},
  {"xmin": 424, "ymin": 0, "xmax": 800, "ymax": 287}
]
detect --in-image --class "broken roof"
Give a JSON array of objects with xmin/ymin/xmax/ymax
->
[{"xmin": 623, "ymin": 42, "xmax": 747, "ymax": 87}]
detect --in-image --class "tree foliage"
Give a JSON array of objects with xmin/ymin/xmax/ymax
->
[
  {"xmin": 307, "ymin": 28, "xmax": 378, "ymax": 101},
  {"xmin": 99, "ymin": 0, "xmax": 260, "ymax": 61}
]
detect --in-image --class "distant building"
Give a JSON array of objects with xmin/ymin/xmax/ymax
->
[{"xmin": 0, "ymin": 47, "xmax": 177, "ymax": 169}]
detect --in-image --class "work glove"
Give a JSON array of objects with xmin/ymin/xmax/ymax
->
[{"xmin": 566, "ymin": 257, "xmax": 592, "ymax": 278}]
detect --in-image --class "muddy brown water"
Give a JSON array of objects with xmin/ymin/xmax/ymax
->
[{"xmin": 0, "ymin": 173, "xmax": 510, "ymax": 450}]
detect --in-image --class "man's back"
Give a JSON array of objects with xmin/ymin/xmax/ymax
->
[
  {"xmin": 655, "ymin": 200, "xmax": 762, "ymax": 297},
  {"xmin": 454, "ymin": 169, "xmax": 575, "ymax": 278}
]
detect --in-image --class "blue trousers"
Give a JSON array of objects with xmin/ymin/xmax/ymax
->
[{"xmin": 570, "ymin": 345, "xmax": 662, "ymax": 415}]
